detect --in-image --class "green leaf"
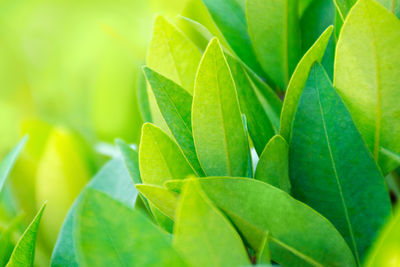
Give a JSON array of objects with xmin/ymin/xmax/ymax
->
[
  {"xmin": 51, "ymin": 158, "xmax": 137, "ymax": 267},
  {"xmin": 364, "ymin": 206, "xmax": 400, "ymax": 266},
  {"xmin": 139, "ymin": 123, "xmax": 196, "ymax": 185},
  {"xmin": 201, "ymin": 0, "xmax": 264, "ymax": 76},
  {"xmin": 334, "ymin": 0, "xmax": 400, "ymax": 174},
  {"xmin": 256, "ymin": 233, "xmax": 271, "ymax": 265},
  {"xmin": 0, "ymin": 136, "xmax": 27, "ymax": 194},
  {"xmin": 116, "ymin": 139, "xmax": 141, "ymax": 184},
  {"xmin": 290, "ymin": 63, "xmax": 391, "ymax": 262},
  {"xmin": 143, "ymin": 67, "xmax": 204, "ymax": 176},
  {"xmin": 166, "ymin": 177, "xmax": 356, "ymax": 267},
  {"xmin": 173, "ymin": 180, "xmax": 250, "ymax": 267},
  {"xmin": 334, "ymin": 0, "xmax": 357, "ymax": 21},
  {"xmin": 225, "ymin": 54, "xmax": 276, "ymax": 155},
  {"xmin": 6, "ymin": 202, "xmax": 46, "ymax": 267},
  {"xmin": 255, "ymin": 135, "xmax": 290, "ymax": 193},
  {"xmin": 75, "ymin": 189, "xmax": 186, "ymax": 266},
  {"xmin": 192, "ymin": 38, "xmax": 249, "ymax": 176},
  {"xmin": 246, "ymin": 0, "xmax": 301, "ymax": 89},
  {"xmin": 147, "ymin": 15, "xmax": 202, "ymax": 132},
  {"xmin": 147, "ymin": 15, "xmax": 202, "ymax": 93},
  {"xmin": 136, "ymin": 67, "xmax": 152, "ymax": 123},
  {"xmin": 135, "ymin": 184, "xmax": 179, "ymax": 220},
  {"xmin": 279, "ymin": 26, "xmax": 333, "ymax": 141},
  {"xmin": 300, "ymin": 0, "xmax": 335, "ymax": 77}
]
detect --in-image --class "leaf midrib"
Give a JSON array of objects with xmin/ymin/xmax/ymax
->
[{"xmin": 314, "ymin": 67, "xmax": 360, "ymax": 264}]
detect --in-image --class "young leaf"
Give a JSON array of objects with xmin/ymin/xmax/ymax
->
[
  {"xmin": 225, "ymin": 54, "xmax": 276, "ymax": 155},
  {"xmin": 166, "ymin": 177, "xmax": 356, "ymax": 267},
  {"xmin": 147, "ymin": 15, "xmax": 202, "ymax": 93},
  {"xmin": 364, "ymin": 206, "xmax": 400, "ymax": 266},
  {"xmin": 247, "ymin": 0, "xmax": 301, "ymax": 89},
  {"xmin": 201, "ymin": 0, "xmax": 264, "ymax": 76},
  {"xmin": 280, "ymin": 26, "xmax": 333, "ymax": 141},
  {"xmin": 75, "ymin": 189, "xmax": 186, "ymax": 266},
  {"xmin": 334, "ymin": 0, "xmax": 400, "ymax": 174},
  {"xmin": 6, "ymin": 202, "xmax": 46, "ymax": 267},
  {"xmin": 0, "ymin": 136, "xmax": 27, "ymax": 194},
  {"xmin": 139, "ymin": 123, "xmax": 196, "ymax": 185},
  {"xmin": 136, "ymin": 184, "xmax": 179, "ymax": 220},
  {"xmin": 290, "ymin": 63, "xmax": 391, "ymax": 262},
  {"xmin": 116, "ymin": 139, "xmax": 141, "ymax": 184},
  {"xmin": 173, "ymin": 180, "xmax": 250, "ymax": 267},
  {"xmin": 147, "ymin": 15, "xmax": 202, "ymax": 132},
  {"xmin": 192, "ymin": 38, "xmax": 249, "ymax": 177},
  {"xmin": 51, "ymin": 158, "xmax": 138, "ymax": 267},
  {"xmin": 254, "ymin": 135, "xmax": 290, "ymax": 193},
  {"xmin": 136, "ymin": 67, "xmax": 152, "ymax": 123},
  {"xmin": 143, "ymin": 67, "xmax": 204, "ymax": 176}
]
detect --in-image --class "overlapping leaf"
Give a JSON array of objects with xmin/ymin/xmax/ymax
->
[
  {"xmin": 192, "ymin": 38, "xmax": 249, "ymax": 176},
  {"xmin": 290, "ymin": 63, "xmax": 391, "ymax": 262}
]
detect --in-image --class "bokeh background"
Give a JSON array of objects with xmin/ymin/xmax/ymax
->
[{"xmin": 0, "ymin": 0, "xmax": 220, "ymax": 265}]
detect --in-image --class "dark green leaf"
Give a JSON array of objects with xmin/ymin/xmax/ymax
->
[{"xmin": 290, "ymin": 63, "xmax": 391, "ymax": 262}]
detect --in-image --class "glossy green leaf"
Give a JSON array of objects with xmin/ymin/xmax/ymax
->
[
  {"xmin": 201, "ymin": 0, "xmax": 264, "ymax": 76},
  {"xmin": 225, "ymin": 54, "xmax": 276, "ymax": 155},
  {"xmin": 51, "ymin": 158, "xmax": 137, "ymax": 267},
  {"xmin": 300, "ymin": 0, "xmax": 335, "ymax": 77},
  {"xmin": 75, "ymin": 189, "xmax": 186, "ymax": 267},
  {"xmin": 147, "ymin": 15, "xmax": 202, "ymax": 132},
  {"xmin": 290, "ymin": 63, "xmax": 391, "ymax": 262},
  {"xmin": 280, "ymin": 25, "xmax": 333, "ymax": 141},
  {"xmin": 143, "ymin": 67, "xmax": 204, "ymax": 176},
  {"xmin": 192, "ymin": 38, "xmax": 249, "ymax": 176},
  {"xmin": 173, "ymin": 180, "xmax": 250, "ymax": 267},
  {"xmin": 247, "ymin": 0, "xmax": 301, "ymax": 89},
  {"xmin": 364, "ymin": 206, "xmax": 400, "ymax": 266},
  {"xmin": 136, "ymin": 184, "xmax": 180, "ymax": 220},
  {"xmin": 139, "ymin": 123, "xmax": 196, "ymax": 185},
  {"xmin": 255, "ymin": 135, "xmax": 290, "ymax": 193},
  {"xmin": 6, "ymin": 202, "xmax": 46, "ymax": 267},
  {"xmin": 334, "ymin": 0, "xmax": 400, "ymax": 174},
  {"xmin": 166, "ymin": 177, "xmax": 356, "ymax": 267},
  {"xmin": 0, "ymin": 136, "xmax": 27, "ymax": 194}
]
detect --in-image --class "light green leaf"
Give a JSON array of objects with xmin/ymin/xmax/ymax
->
[
  {"xmin": 147, "ymin": 15, "xmax": 202, "ymax": 93},
  {"xmin": 166, "ymin": 177, "xmax": 356, "ymax": 267},
  {"xmin": 6, "ymin": 202, "xmax": 46, "ymax": 267},
  {"xmin": 51, "ymin": 158, "xmax": 138, "ymax": 267},
  {"xmin": 192, "ymin": 38, "xmax": 249, "ymax": 176},
  {"xmin": 136, "ymin": 184, "xmax": 180, "ymax": 220},
  {"xmin": 147, "ymin": 15, "xmax": 202, "ymax": 132},
  {"xmin": 334, "ymin": 0, "xmax": 400, "ymax": 174},
  {"xmin": 116, "ymin": 139, "xmax": 141, "ymax": 184},
  {"xmin": 173, "ymin": 180, "xmax": 250, "ymax": 267},
  {"xmin": 201, "ymin": 0, "xmax": 264, "ymax": 76},
  {"xmin": 75, "ymin": 189, "xmax": 186, "ymax": 267},
  {"xmin": 136, "ymin": 67, "xmax": 152, "ymax": 123},
  {"xmin": 364, "ymin": 205, "xmax": 400, "ymax": 267},
  {"xmin": 226, "ymin": 54, "xmax": 276, "ymax": 155},
  {"xmin": 143, "ymin": 67, "xmax": 204, "ymax": 176},
  {"xmin": 255, "ymin": 135, "xmax": 290, "ymax": 193},
  {"xmin": 247, "ymin": 0, "xmax": 301, "ymax": 89},
  {"xmin": 279, "ymin": 26, "xmax": 333, "ymax": 141},
  {"xmin": 139, "ymin": 123, "xmax": 196, "ymax": 186},
  {"xmin": 290, "ymin": 63, "xmax": 391, "ymax": 262},
  {"xmin": 0, "ymin": 136, "xmax": 27, "ymax": 194}
]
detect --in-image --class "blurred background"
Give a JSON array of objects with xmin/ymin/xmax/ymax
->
[{"xmin": 0, "ymin": 0, "xmax": 218, "ymax": 265}]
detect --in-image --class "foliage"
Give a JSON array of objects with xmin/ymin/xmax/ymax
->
[{"xmin": 1, "ymin": 0, "xmax": 400, "ymax": 266}]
